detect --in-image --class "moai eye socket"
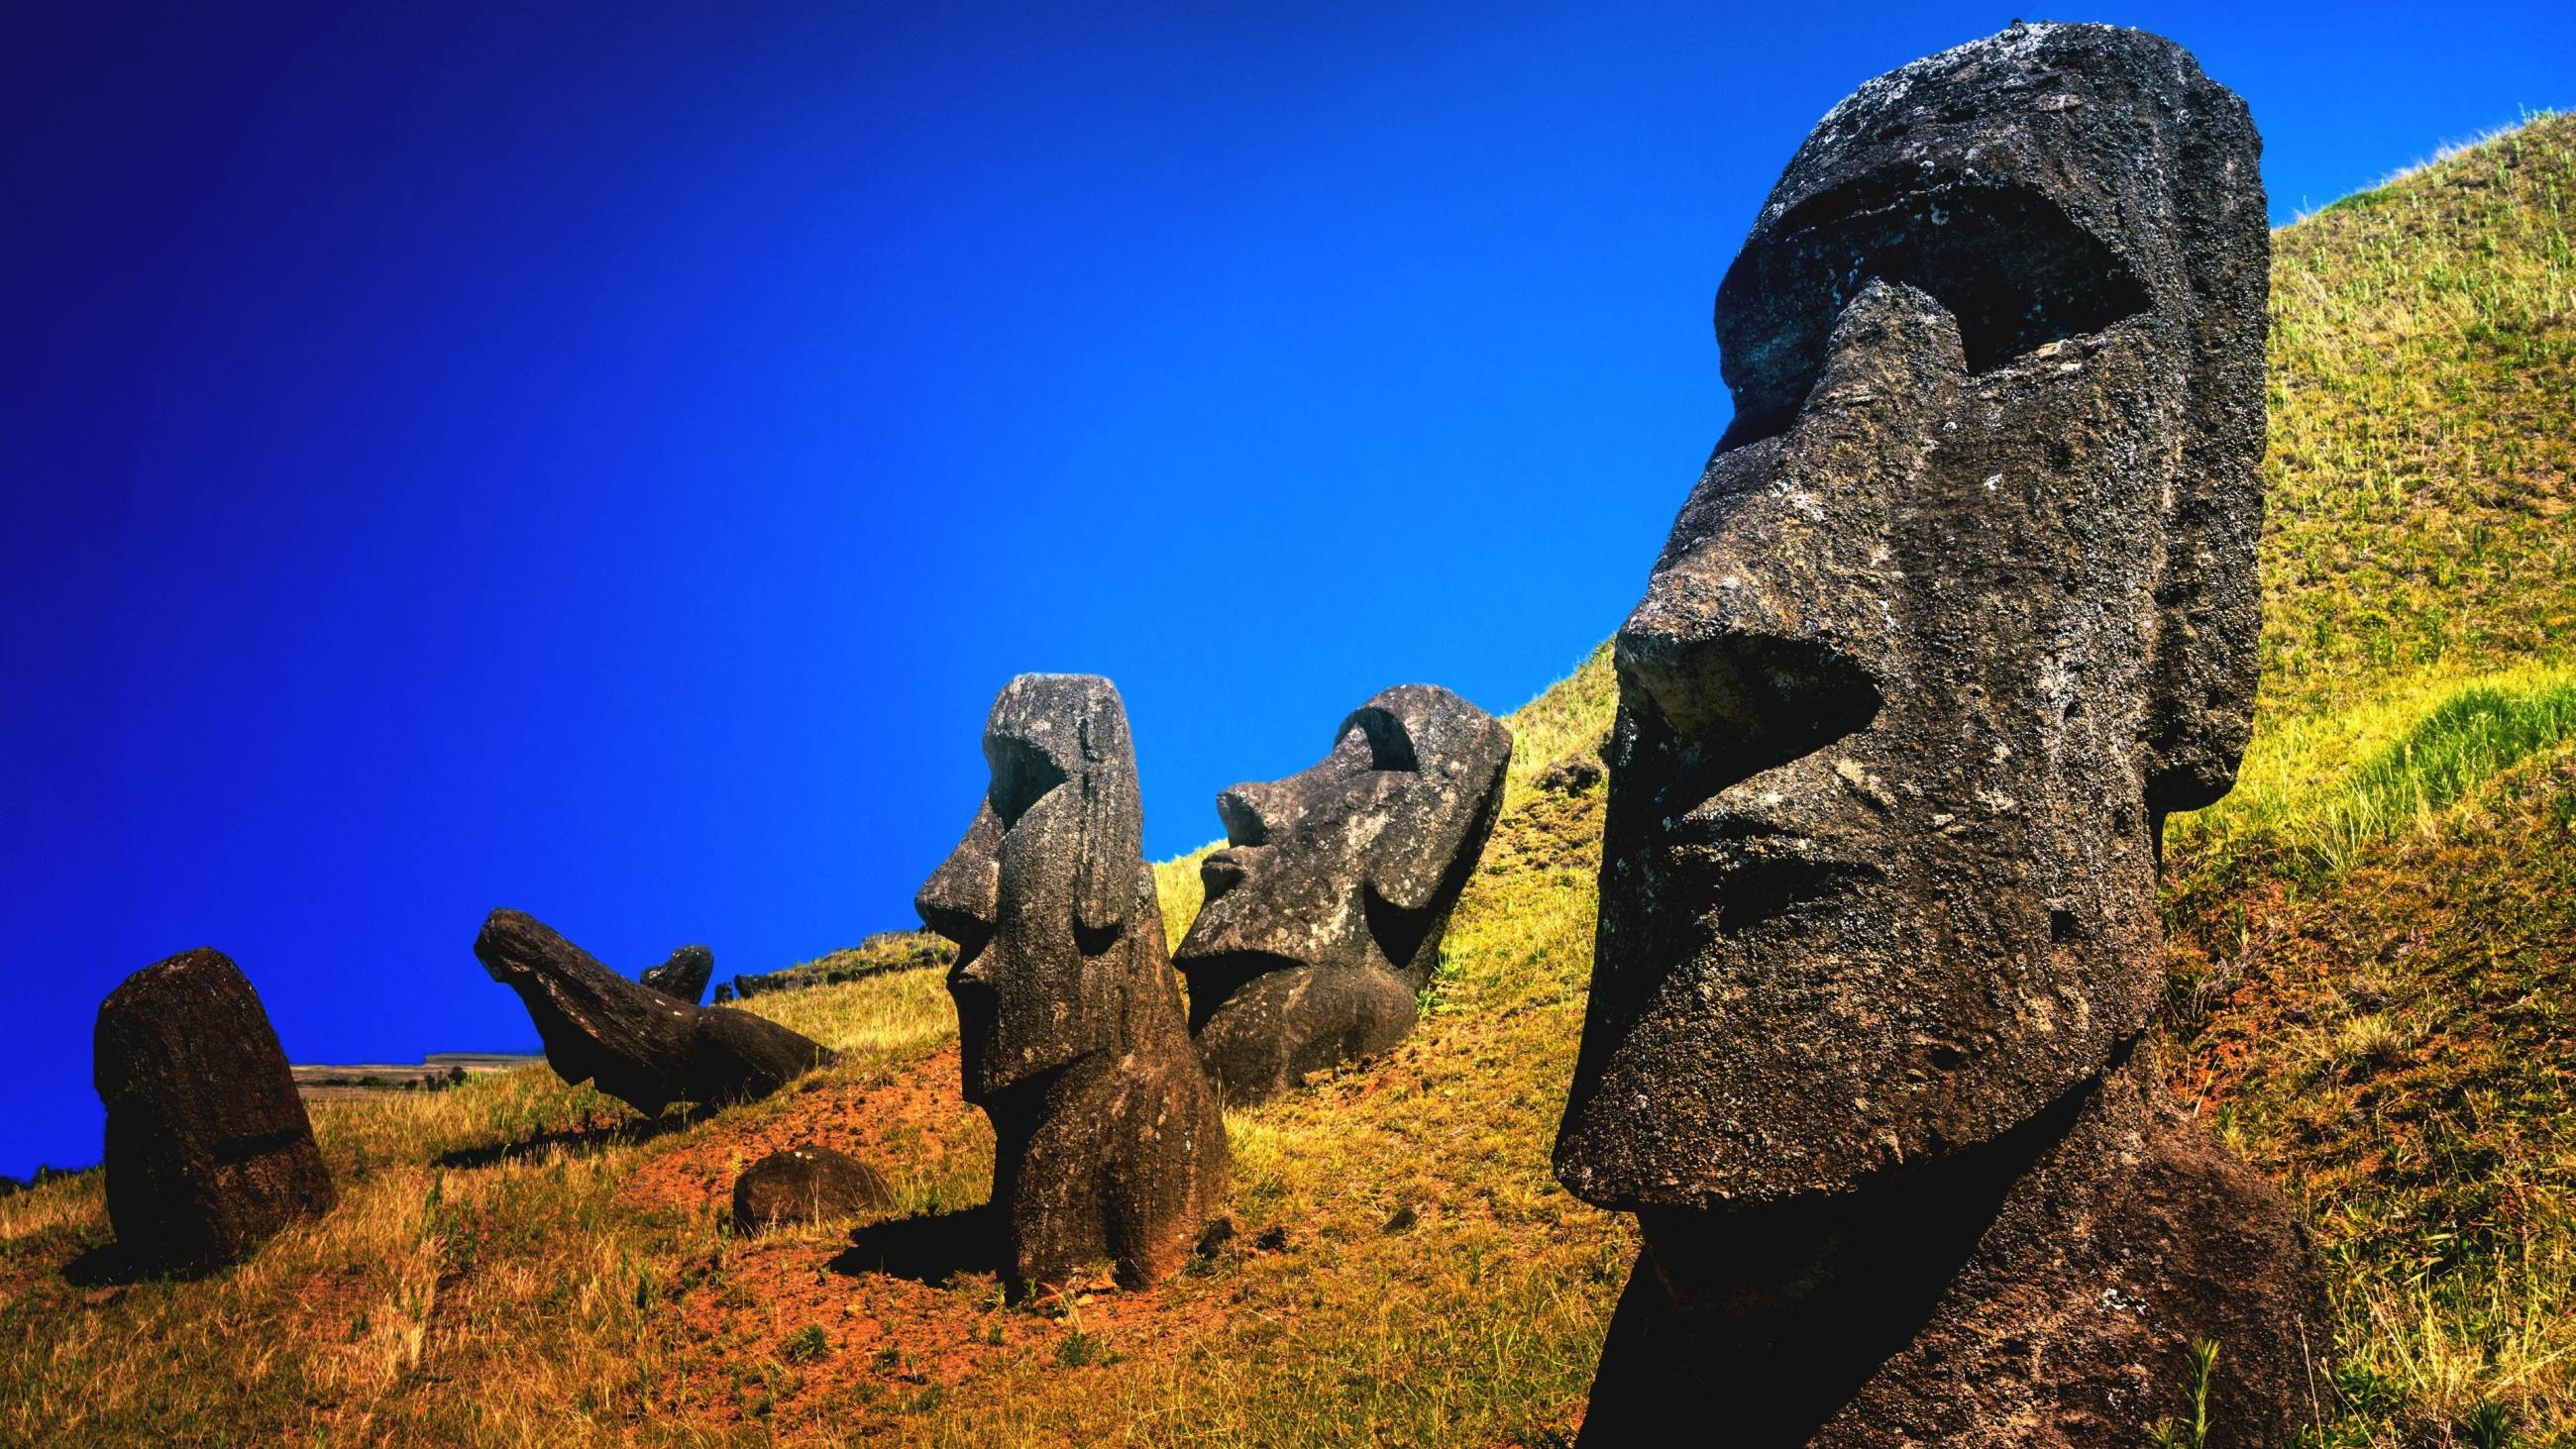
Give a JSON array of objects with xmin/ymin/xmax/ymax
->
[
  {"xmin": 1340, "ymin": 707, "xmax": 1420, "ymax": 774},
  {"xmin": 1715, "ymin": 181, "xmax": 2153, "ymax": 444},
  {"xmin": 987, "ymin": 737, "xmax": 1068, "ymax": 830}
]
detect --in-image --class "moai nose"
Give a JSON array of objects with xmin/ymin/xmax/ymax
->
[
  {"xmin": 1614, "ymin": 278, "xmax": 1947, "ymax": 747},
  {"xmin": 1615, "ymin": 400, "xmax": 1854, "ymax": 736},
  {"xmin": 915, "ymin": 809, "xmax": 1002, "ymax": 949},
  {"xmin": 1620, "ymin": 599, "xmax": 1826, "ymax": 740},
  {"xmin": 1215, "ymin": 781, "xmax": 1284, "ymax": 847},
  {"xmin": 1617, "ymin": 551, "xmax": 1880, "ymax": 750}
]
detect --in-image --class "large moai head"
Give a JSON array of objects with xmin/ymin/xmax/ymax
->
[
  {"xmin": 1178, "ymin": 685, "xmax": 1511, "ymax": 994},
  {"xmin": 1556, "ymin": 23, "xmax": 2267, "ymax": 1207},
  {"xmin": 916, "ymin": 673, "xmax": 1161, "ymax": 1103},
  {"xmin": 1175, "ymin": 684, "xmax": 1512, "ymax": 1100}
]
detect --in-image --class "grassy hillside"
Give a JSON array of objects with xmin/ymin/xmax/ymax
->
[
  {"xmin": 2162, "ymin": 112, "xmax": 2576, "ymax": 1449},
  {"xmin": 3, "ymin": 114, "xmax": 2571, "ymax": 1447}
]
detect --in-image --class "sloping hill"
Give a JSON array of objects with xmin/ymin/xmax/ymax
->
[
  {"xmin": 2160, "ymin": 112, "xmax": 2576, "ymax": 1448},
  {"xmin": 3, "ymin": 115, "xmax": 2570, "ymax": 1448}
]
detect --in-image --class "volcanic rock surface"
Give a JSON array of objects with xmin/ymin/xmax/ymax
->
[
  {"xmin": 1552, "ymin": 23, "xmax": 2326, "ymax": 1444},
  {"xmin": 915, "ymin": 673, "xmax": 1229, "ymax": 1295},
  {"xmin": 1175, "ymin": 683, "xmax": 1511, "ymax": 1103},
  {"xmin": 93, "ymin": 948, "xmax": 336, "ymax": 1272}
]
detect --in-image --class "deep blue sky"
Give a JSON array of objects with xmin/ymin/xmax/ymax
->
[{"xmin": 5, "ymin": 2, "xmax": 2567, "ymax": 1178}]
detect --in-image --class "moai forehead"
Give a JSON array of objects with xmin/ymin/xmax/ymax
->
[
  {"xmin": 1178, "ymin": 683, "xmax": 1511, "ymax": 985},
  {"xmin": 918, "ymin": 673, "xmax": 1142, "ymax": 939},
  {"xmin": 1555, "ymin": 24, "xmax": 2266, "ymax": 1206},
  {"xmin": 1717, "ymin": 22, "xmax": 2268, "ymax": 810}
]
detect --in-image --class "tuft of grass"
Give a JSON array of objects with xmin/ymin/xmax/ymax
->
[
  {"xmin": 1153, "ymin": 842, "xmax": 1221, "ymax": 957},
  {"xmin": 2178, "ymin": 668, "xmax": 2576, "ymax": 881},
  {"xmin": 2147, "ymin": 1338, "xmax": 2223, "ymax": 1449},
  {"xmin": 781, "ymin": 1325, "xmax": 829, "ymax": 1365},
  {"xmin": 728, "ymin": 958, "xmax": 956, "ymax": 1067}
]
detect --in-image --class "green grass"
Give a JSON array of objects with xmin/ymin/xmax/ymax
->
[
  {"xmin": 1, "ymin": 113, "xmax": 2572, "ymax": 1448},
  {"xmin": 2177, "ymin": 665, "xmax": 2576, "ymax": 879}
]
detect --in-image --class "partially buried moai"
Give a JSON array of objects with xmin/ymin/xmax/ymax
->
[
  {"xmin": 915, "ymin": 674, "xmax": 1228, "ymax": 1295},
  {"xmin": 1553, "ymin": 24, "xmax": 2326, "ymax": 1446},
  {"xmin": 1174, "ymin": 684, "xmax": 1510, "ymax": 1103},
  {"xmin": 639, "ymin": 943, "xmax": 714, "ymax": 1005},
  {"xmin": 94, "ymin": 949, "xmax": 337, "ymax": 1273}
]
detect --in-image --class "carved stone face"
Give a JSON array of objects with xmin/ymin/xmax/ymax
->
[
  {"xmin": 1177, "ymin": 684, "xmax": 1512, "ymax": 1002},
  {"xmin": 915, "ymin": 674, "xmax": 1148, "ymax": 1102},
  {"xmin": 1556, "ymin": 24, "xmax": 2266, "ymax": 1207}
]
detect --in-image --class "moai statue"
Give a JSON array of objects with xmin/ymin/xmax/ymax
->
[
  {"xmin": 477, "ymin": 910, "xmax": 830, "ymax": 1114},
  {"xmin": 1553, "ymin": 25, "xmax": 2327, "ymax": 1446},
  {"xmin": 639, "ymin": 944, "xmax": 714, "ymax": 1005},
  {"xmin": 1174, "ymin": 684, "xmax": 1511, "ymax": 1103},
  {"xmin": 915, "ymin": 674, "xmax": 1229, "ymax": 1295},
  {"xmin": 94, "ymin": 949, "xmax": 337, "ymax": 1272}
]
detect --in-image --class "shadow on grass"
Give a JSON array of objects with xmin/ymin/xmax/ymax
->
[
  {"xmin": 829, "ymin": 1203, "xmax": 1002, "ymax": 1286},
  {"xmin": 59, "ymin": 1235, "xmax": 248, "ymax": 1289},
  {"xmin": 432, "ymin": 1104, "xmax": 709, "ymax": 1170},
  {"xmin": 60, "ymin": 1240, "xmax": 164, "ymax": 1289}
]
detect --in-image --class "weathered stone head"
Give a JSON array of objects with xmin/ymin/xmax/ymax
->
[
  {"xmin": 640, "ymin": 944, "xmax": 713, "ymax": 1005},
  {"xmin": 914, "ymin": 673, "xmax": 1228, "ymax": 1294},
  {"xmin": 916, "ymin": 673, "xmax": 1156, "ymax": 1102},
  {"xmin": 1554, "ymin": 28, "xmax": 2327, "ymax": 1443},
  {"xmin": 1556, "ymin": 22, "xmax": 2268, "ymax": 1207},
  {"xmin": 94, "ymin": 948, "xmax": 337, "ymax": 1273},
  {"xmin": 1175, "ymin": 683, "xmax": 1511, "ymax": 1102}
]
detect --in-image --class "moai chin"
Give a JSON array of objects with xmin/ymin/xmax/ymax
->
[
  {"xmin": 1175, "ymin": 683, "xmax": 1511, "ymax": 1104},
  {"xmin": 1553, "ymin": 24, "xmax": 2327, "ymax": 1445},
  {"xmin": 915, "ymin": 673, "xmax": 1228, "ymax": 1296}
]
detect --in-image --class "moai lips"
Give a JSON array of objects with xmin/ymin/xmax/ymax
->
[
  {"xmin": 1175, "ymin": 684, "xmax": 1511, "ymax": 1103},
  {"xmin": 915, "ymin": 674, "xmax": 1228, "ymax": 1296},
  {"xmin": 1553, "ymin": 24, "xmax": 2324, "ymax": 1445}
]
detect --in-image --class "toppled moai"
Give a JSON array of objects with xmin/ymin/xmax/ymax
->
[
  {"xmin": 94, "ymin": 949, "xmax": 336, "ymax": 1272},
  {"xmin": 639, "ymin": 944, "xmax": 714, "ymax": 1004},
  {"xmin": 1552, "ymin": 25, "xmax": 2326, "ymax": 1445},
  {"xmin": 1174, "ymin": 684, "xmax": 1511, "ymax": 1103},
  {"xmin": 476, "ymin": 910, "xmax": 831, "ymax": 1115},
  {"xmin": 915, "ymin": 674, "xmax": 1228, "ymax": 1295}
]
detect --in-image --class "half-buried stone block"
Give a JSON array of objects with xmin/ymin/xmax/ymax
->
[
  {"xmin": 94, "ymin": 948, "xmax": 336, "ymax": 1273},
  {"xmin": 732, "ymin": 1144, "xmax": 895, "ymax": 1233}
]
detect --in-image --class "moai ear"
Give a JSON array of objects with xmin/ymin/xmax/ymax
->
[
  {"xmin": 915, "ymin": 802, "xmax": 1003, "ymax": 943},
  {"xmin": 2140, "ymin": 480, "xmax": 2262, "ymax": 818},
  {"xmin": 1072, "ymin": 690, "xmax": 1144, "ymax": 937},
  {"xmin": 2139, "ymin": 68, "xmax": 2268, "ymax": 822}
]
